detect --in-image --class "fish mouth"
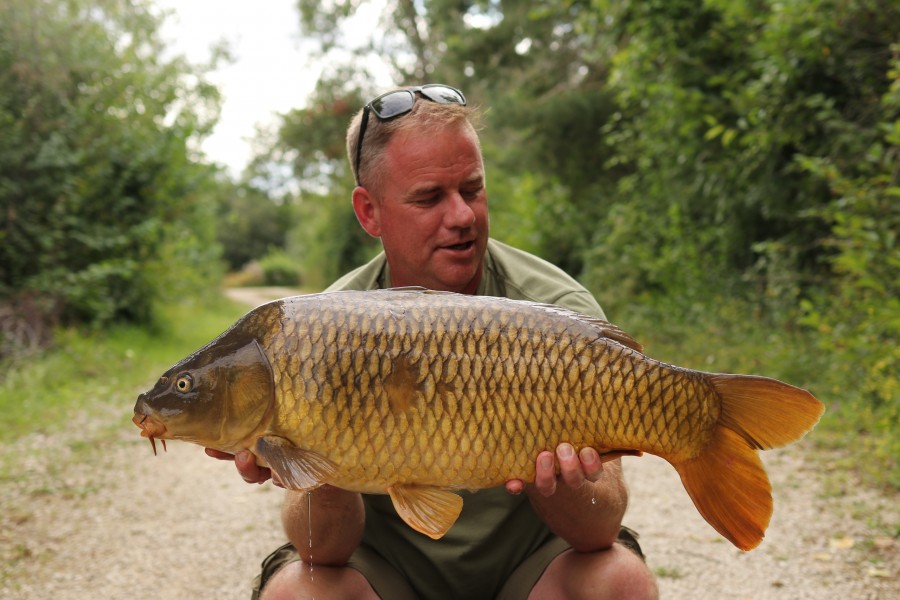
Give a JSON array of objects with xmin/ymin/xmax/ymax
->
[{"xmin": 132, "ymin": 413, "xmax": 168, "ymax": 456}]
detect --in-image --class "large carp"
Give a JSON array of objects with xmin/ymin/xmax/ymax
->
[{"xmin": 133, "ymin": 288, "xmax": 823, "ymax": 550}]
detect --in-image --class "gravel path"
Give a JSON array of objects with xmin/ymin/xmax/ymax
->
[{"xmin": 1, "ymin": 287, "xmax": 896, "ymax": 599}]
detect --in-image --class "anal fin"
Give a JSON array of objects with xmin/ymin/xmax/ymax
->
[{"xmin": 387, "ymin": 484, "xmax": 463, "ymax": 540}]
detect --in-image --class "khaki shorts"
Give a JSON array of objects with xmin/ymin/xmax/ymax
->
[{"xmin": 251, "ymin": 527, "xmax": 643, "ymax": 600}]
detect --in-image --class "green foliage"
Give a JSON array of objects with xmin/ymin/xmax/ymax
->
[
  {"xmin": 582, "ymin": 0, "xmax": 900, "ymax": 487},
  {"xmin": 0, "ymin": 0, "xmax": 223, "ymax": 350},
  {"xmin": 213, "ymin": 180, "xmax": 294, "ymax": 271},
  {"xmin": 244, "ymin": 74, "xmax": 375, "ymax": 286},
  {"xmin": 258, "ymin": 249, "xmax": 303, "ymax": 287},
  {"xmin": 480, "ymin": 168, "xmax": 549, "ymax": 256},
  {"xmin": 285, "ymin": 190, "xmax": 378, "ymax": 290},
  {"xmin": 791, "ymin": 46, "xmax": 900, "ymax": 486}
]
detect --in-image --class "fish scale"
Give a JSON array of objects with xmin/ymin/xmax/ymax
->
[{"xmin": 134, "ymin": 287, "xmax": 823, "ymax": 550}]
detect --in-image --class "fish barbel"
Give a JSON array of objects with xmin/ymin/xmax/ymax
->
[{"xmin": 133, "ymin": 288, "xmax": 823, "ymax": 550}]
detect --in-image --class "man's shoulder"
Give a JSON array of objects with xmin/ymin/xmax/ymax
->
[
  {"xmin": 484, "ymin": 239, "xmax": 606, "ymax": 319},
  {"xmin": 325, "ymin": 252, "xmax": 386, "ymax": 292}
]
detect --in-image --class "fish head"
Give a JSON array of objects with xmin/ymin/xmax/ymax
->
[{"xmin": 133, "ymin": 328, "xmax": 275, "ymax": 453}]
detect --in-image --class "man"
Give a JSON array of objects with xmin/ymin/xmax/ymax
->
[{"xmin": 214, "ymin": 84, "xmax": 657, "ymax": 599}]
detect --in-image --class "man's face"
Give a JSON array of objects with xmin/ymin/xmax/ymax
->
[{"xmin": 362, "ymin": 124, "xmax": 489, "ymax": 293}]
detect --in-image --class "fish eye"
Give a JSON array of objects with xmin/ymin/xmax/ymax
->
[{"xmin": 174, "ymin": 374, "xmax": 194, "ymax": 393}]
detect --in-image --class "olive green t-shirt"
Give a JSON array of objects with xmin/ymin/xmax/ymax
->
[{"xmin": 325, "ymin": 238, "xmax": 605, "ymax": 600}]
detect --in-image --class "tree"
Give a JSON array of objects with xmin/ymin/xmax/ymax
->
[
  {"xmin": 0, "ymin": 0, "xmax": 223, "ymax": 354},
  {"xmin": 214, "ymin": 179, "xmax": 294, "ymax": 272},
  {"xmin": 243, "ymin": 70, "xmax": 375, "ymax": 287},
  {"xmin": 580, "ymin": 0, "xmax": 900, "ymax": 310}
]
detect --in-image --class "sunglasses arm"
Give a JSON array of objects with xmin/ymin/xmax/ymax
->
[{"xmin": 354, "ymin": 105, "xmax": 371, "ymax": 187}]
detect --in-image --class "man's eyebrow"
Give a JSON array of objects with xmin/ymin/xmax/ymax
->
[
  {"xmin": 463, "ymin": 173, "xmax": 485, "ymax": 187},
  {"xmin": 404, "ymin": 171, "xmax": 485, "ymax": 200},
  {"xmin": 404, "ymin": 184, "xmax": 443, "ymax": 200}
]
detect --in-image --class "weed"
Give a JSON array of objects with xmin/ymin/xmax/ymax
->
[{"xmin": 654, "ymin": 566, "xmax": 685, "ymax": 579}]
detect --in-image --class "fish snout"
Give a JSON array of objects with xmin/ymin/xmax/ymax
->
[
  {"xmin": 132, "ymin": 412, "xmax": 168, "ymax": 456},
  {"xmin": 133, "ymin": 392, "xmax": 152, "ymax": 419}
]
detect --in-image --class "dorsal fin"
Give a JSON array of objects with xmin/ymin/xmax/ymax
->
[{"xmin": 516, "ymin": 300, "xmax": 644, "ymax": 353}]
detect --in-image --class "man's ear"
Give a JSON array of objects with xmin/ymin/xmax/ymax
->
[{"xmin": 352, "ymin": 187, "xmax": 382, "ymax": 238}]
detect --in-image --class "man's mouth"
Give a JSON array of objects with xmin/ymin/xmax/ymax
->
[{"xmin": 443, "ymin": 241, "xmax": 475, "ymax": 251}]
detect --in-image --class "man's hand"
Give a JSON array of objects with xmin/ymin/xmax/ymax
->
[
  {"xmin": 205, "ymin": 448, "xmax": 276, "ymax": 486},
  {"xmin": 504, "ymin": 443, "xmax": 603, "ymax": 496},
  {"xmin": 506, "ymin": 443, "xmax": 626, "ymax": 551}
]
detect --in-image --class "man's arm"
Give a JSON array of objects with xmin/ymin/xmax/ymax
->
[
  {"xmin": 281, "ymin": 486, "xmax": 366, "ymax": 565},
  {"xmin": 206, "ymin": 449, "xmax": 366, "ymax": 565},
  {"xmin": 507, "ymin": 444, "xmax": 628, "ymax": 552}
]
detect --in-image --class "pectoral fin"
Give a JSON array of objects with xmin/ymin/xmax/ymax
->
[
  {"xmin": 255, "ymin": 436, "xmax": 338, "ymax": 491},
  {"xmin": 387, "ymin": 484, "xmax": 463, "ymax": 540}
]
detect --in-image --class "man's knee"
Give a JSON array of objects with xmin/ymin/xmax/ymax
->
[
  {"xmin": 594, "ymin": 544, "xmax": 658, "ymax": 600},
  {"xmin": 533, "ymin": 543, "xmax": 658, "ymax": 600},
  {"xmin": 259, "ymin": 561, "xmax": 379, "ymax": 600}
]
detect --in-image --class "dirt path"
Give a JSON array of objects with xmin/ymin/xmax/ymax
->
[{"xmin": 1, "ymin": 287, "xmax": 896, "ymax": 599}]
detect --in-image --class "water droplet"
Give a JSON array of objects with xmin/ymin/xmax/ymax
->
[{"xmin": 307, "ymin": 491, "xmax": 315, "ymax": 589}]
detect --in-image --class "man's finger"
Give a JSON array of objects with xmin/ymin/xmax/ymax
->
[
  {"xmin": 205, "ymin": 448, "xmax": 235, "ymax": 461},
  {"xmin": 505, "ymin": 479, "xmax": 525, "ymax": 495},
  {"xmin": 534, "ymin": 451, "xmax": 557, "ymax": 497},
  {"xmin": 579, "ymin": 447, "xmax": 603, "ymax": 482},
  {"xmin": 556, "ymin": 443, "xmax": 584, "ymax": 489},
  {"xmin": 235, "ymin": 450, "xmax": 271, "ymax": 484}
]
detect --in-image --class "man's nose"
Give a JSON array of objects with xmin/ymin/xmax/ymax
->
[{"xmin": 444, "ymin": 193, "xmax": 476, "ymax": 228}]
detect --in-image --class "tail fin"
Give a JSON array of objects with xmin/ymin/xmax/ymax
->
[{"xmin": 672, "ymin": 375, "xmax": 823, "ymax": 551}]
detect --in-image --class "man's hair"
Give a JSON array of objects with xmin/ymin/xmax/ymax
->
[{"xmin": 345, "ymin": 87, "xmax": 481, "ymax": 192}]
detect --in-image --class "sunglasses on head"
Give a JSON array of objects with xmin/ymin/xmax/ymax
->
[{"xmin": 353, "ymin": 84, "xmax": 467, "ymax": 186}]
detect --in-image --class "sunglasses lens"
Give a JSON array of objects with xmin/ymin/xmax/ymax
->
[
  {"xmin": 421, "ymin": 85, "xmax": 466, "ymax": 105},
  {"xmin": 370, "ymin": 91, "xmax": 415, "ymax": 119},
  {"xmin": 356, "ymin": 84, "xmax": 466, "ymax": 185}
]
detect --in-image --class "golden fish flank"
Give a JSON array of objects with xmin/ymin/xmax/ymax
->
[{"xmin": 133, "ymin": 287, "xmax": 823, "ymax": 551}]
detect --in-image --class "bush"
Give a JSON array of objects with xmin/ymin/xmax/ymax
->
[
  {"xmin": 259, "ymin": 251, "xmax": 302, "ymax": 287},
  {"xmin": 0, "ymin": 0, "xmax": 222, "ymax": 352}
]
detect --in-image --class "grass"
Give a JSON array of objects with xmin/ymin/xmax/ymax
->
[
  {"xmin": 653, "ymin": 566, "xmax": 685, "ymax": 579},
  {"xmin": 0, "ymin": 293, "xmax": 249, "ymax": 446}
]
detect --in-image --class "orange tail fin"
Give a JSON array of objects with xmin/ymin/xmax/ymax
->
[{"xmin": 671, "ymin": 375, "xmax": 823, "ymax": 551}]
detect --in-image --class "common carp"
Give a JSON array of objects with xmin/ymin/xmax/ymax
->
[{"xmin": 133, "ymin": 288, "xmax": 823, "ymax": 550}]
